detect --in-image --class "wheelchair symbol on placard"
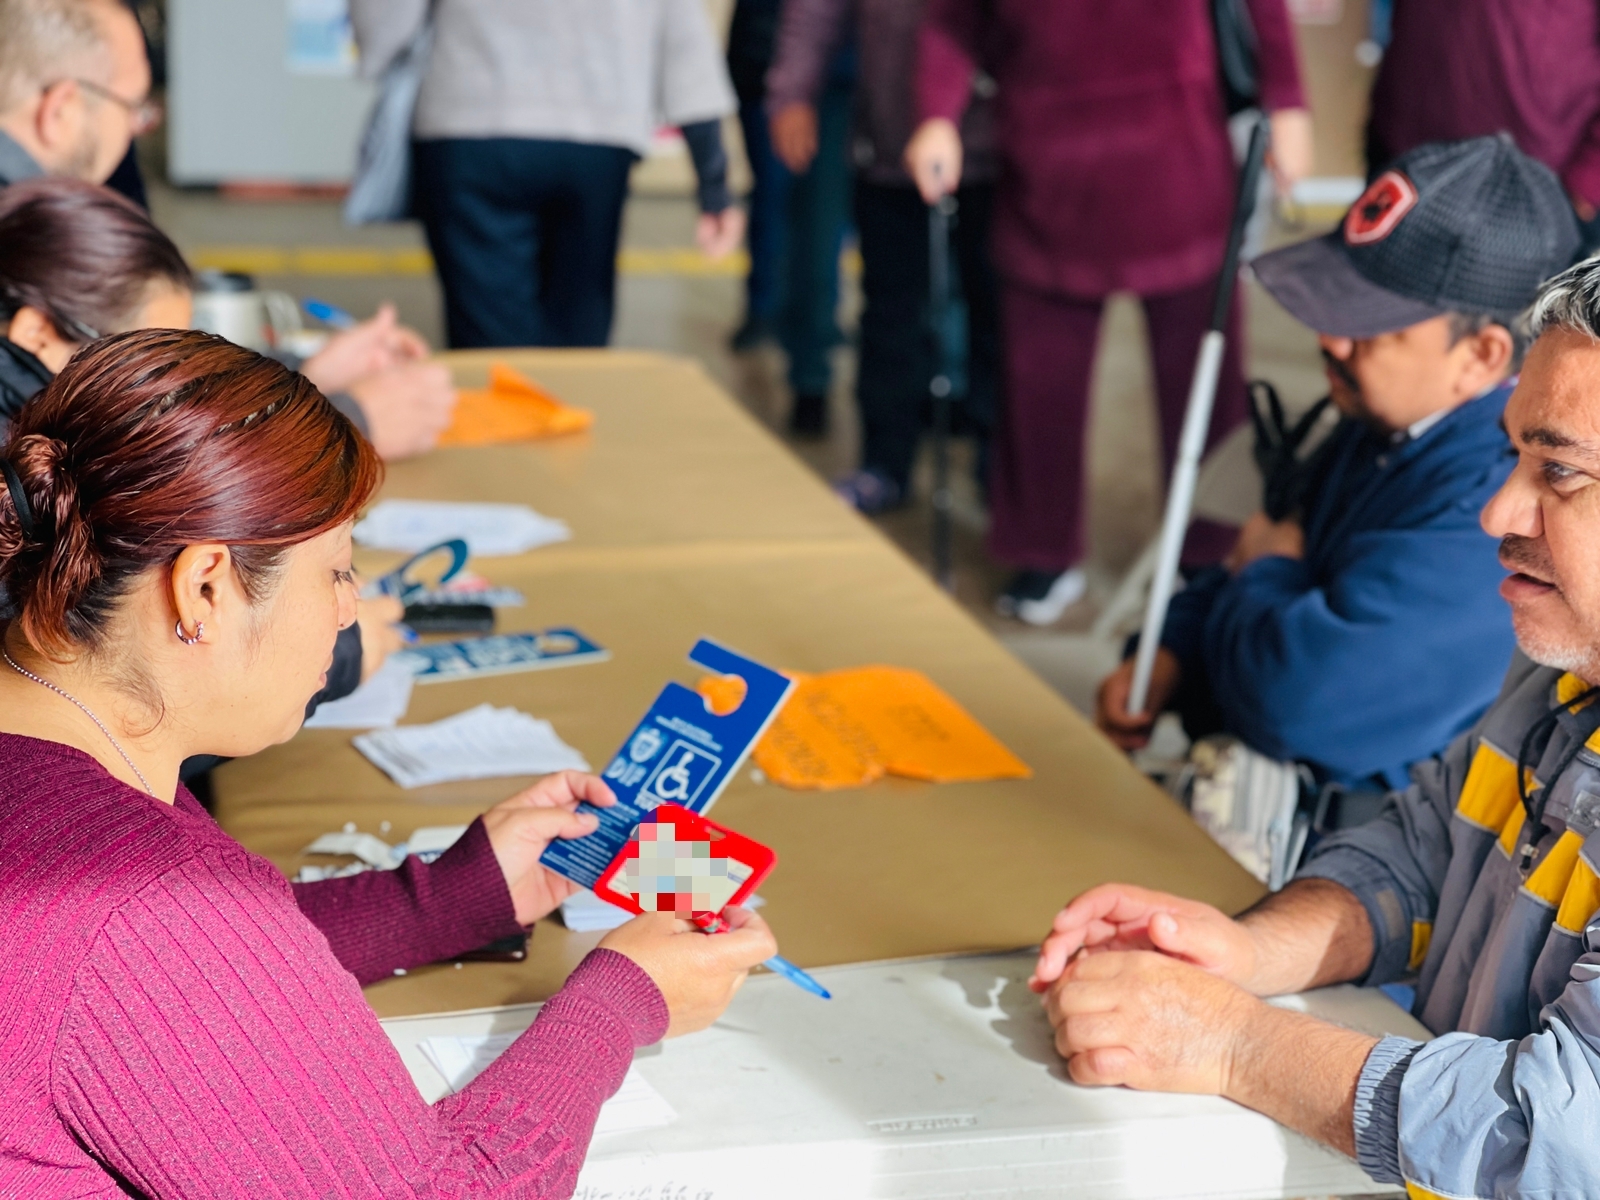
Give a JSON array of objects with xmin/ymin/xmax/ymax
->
[{"xmin": 640, "ymin": 740, "xmax": 721, "ymax": 809}]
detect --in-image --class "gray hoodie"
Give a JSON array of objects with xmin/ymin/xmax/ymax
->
[{"xmin": 349, "ymin": 0, "xmax": 735, "ymax": 155}]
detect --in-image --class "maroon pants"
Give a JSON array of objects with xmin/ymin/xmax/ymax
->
[{"xmin": 987, "ymin": 277, "xmax": 1248, "ymax": 570}]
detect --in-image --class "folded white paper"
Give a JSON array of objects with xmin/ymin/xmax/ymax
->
[
  {"xmin": 419, "ymin": 1033, "xmax": 677, "ymax": 1136},
  {"xmin": 354, "ymin": 500, "xmax": 570, "ymax": 557},
  {"xmin": 353, "ymin": 703, "xmax": 589, "ymax": 788},
  {"xmin": 304, "ymin": 657, "xmax": 416, "ymax": 729}
]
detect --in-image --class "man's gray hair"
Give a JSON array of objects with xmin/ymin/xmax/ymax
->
[
  {"xmin": 0, "ymin": 0, "xmax": 113, "ymax": 116},
  {"xmin": 1527, "ymin": 254, "xmax": 1600, "ymax": 342}
]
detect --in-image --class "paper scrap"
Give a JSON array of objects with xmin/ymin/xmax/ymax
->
[
  {"xmin": 440, "ymin": 363, "xmax": 595, "ymax": 447},
  {"xmin": 354, "ymin": 500, "xmax": 570, "ymax": 557},
  {"xmin": 735, "ymin": 666, "xmax": 1032, "ymax": 791},
  {"xmin": 354, "ymin": 703, "xmax": 589, "ymax": 789},
  {"xmin": 419, "ymin": 1033, "xmax": 676, "ymax": 1136},
  {"xmin": 305, "ymin": 657, "xmax": 415, "ymax": 729},
  {"xmin": 408, "ymin": 825, "xmax": 469, "ymax": 860},
  {"xmin": 302, "ymin": 830, "xmax": 401, "ymax": 869}
]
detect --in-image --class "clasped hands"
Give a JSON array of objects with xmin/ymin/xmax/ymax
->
[{"xmin": 1027, "ymin": 883, "xmax": 1271, "ymax": 1096}]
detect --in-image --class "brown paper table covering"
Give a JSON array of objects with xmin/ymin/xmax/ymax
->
[{"xmin": 213, "ymin": 349, "xmax": 1262, "ymax": 1019}]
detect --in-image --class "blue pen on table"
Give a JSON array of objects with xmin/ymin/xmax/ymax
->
[
  {"xmin": 303, "ymin": 298, "xmax": 358, "ymax": 330},
  {"xmin": 692, "ymin": 912, "xmax": 831, "ymax": 1000},
  {"xmin": 761, "ymin": 953, "xmax": 832, "ymax": 1000}
]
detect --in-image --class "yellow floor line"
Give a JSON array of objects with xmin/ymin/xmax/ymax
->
[{"xmin": 186, "ymin": 244, "xmax": 865, "ymax": 280}]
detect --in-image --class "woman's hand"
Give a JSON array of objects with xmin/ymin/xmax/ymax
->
[
  {"xmin": 301, "ymin": 303, "xmax": 429, "ymax": 394},
  {"xmin": 600, "ymin": 905, "xmax": 778, "ymax": 1037},
  {"xmin": 905, "ymin": 118, "xmax": 963, "ymax": 204},
  {"xmin": 1267, "ymin": 107, "xmax": 1314, "ymax": 199},
  {"xmin": 770, "ymin": 102, "xmax": 819, "ymax": 173},
  {"xmin": 355, "ymin": 595, "xmax": 406, "ymax": 682},
  {"xmin": 696, "ymin": 206, "xmax": 747, "ymax": 261},
  {"xmin": 481, "ymin": 772, "xmax": 617, "ymax": 925}
]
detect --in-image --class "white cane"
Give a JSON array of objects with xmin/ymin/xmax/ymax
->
[{"xmin": 1128, "ymin": 115, "xmax": 1271, "ymax": 715}]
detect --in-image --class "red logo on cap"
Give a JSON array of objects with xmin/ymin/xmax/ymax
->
[{"xmin": 1345, "ymin": 171, "xmax": 1418, "ymax": 245}]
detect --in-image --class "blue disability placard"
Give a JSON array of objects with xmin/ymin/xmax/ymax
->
[{"xmin": 540, "ymin": 639, "xmax": 794, "ymax": 890}]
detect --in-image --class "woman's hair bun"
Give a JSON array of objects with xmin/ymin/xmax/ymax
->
[
  {"xmin": 0, "ymin": 433, "xmax": 101, "ymax": 647},
  {"xmin": 0, "ymin": 328, "xmax": 382, "ymax": 656}
]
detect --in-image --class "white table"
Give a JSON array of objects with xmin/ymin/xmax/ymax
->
[{"xmin": 383, "ymin": 950, "xmax": 1422, "ymax": 1200}]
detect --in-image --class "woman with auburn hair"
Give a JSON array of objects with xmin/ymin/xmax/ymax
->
[
  {"xmin": 0, "ymin": 176, "xmax": 422, "ymax": 713},
  {"xmin": 0, "ymin": 329, "xmax": 776, "ymax": 1197}
]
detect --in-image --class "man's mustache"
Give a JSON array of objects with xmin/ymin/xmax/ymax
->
[
  {"xmin": 1500, "ymin": 534, "xmax": 1558, "ymax": 586},
  {"xmin": 1320, "ymin": 348, "xmax": 1362, "ymax": 396}
]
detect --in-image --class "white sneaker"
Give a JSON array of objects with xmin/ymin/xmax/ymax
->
[{"xmin": 999, "ymin": 567, "xmax": 1087, "ymax": 627}]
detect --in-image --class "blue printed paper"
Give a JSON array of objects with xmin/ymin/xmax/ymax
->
[
  {"xmin": 540, "ymin": 639, "xmax": 794, "ymax": 890},
  {"xmin": 395, "ymin": 628, "xmax": 608, "ymax": 683}
]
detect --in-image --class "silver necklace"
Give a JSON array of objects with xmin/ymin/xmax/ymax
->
[{"xmin": 3, "ymin": 647, "xmax": 156, "ymax": 796}]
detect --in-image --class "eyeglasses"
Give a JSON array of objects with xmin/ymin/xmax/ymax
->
[{"xmin": 51, "ymin": 77, "xmax": 163, "ymax": 136}]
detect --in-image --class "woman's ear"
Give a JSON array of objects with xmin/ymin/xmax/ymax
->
[
  {"xmin": 6, "ymin": 305, "xmax": 78, "ymax": 373},
  {"xmin": 169, "ymin": 544, "xmax": 235, "ymax": 644}
]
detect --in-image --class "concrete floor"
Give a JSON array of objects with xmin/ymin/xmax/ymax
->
[{"xmin": 152, "ymin": 179, "xmax": 1333, "ymax": 717}]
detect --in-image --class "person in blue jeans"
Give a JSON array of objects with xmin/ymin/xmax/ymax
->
[
  {"xmin": 351, "ymin": 0, "xmax": 748, "ymax": 350},
  {"xmin": 1096, "ymin": 137, "xmax": 1583, "ymax": 798},
  {"xmin": 768, "ymin": 0, "xmax": 1000, "ymax": 509},
  {"xmin": 728, "ymin": 0, "xmax": 855, "ymax": 437}
]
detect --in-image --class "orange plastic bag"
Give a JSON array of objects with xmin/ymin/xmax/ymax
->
[
  {"xmin": 439, "ymin": 363, "xmax": 594, "ymax": 447},
  {"xmin": 703, "ymin": 666, "xmax": 1031, "ymax": 791}
]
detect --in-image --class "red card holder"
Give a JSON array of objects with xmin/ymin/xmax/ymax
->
[{"xmin": 594, "ymin": 803, "xmax": 777, "ymax": 920}]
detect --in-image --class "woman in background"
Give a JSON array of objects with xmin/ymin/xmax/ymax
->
[
  {"xmin": 0, "ymin": 176, "xmax": 410, "ymax": 706},
  {"xmin": 907, "ymin": 0, "xmax": 1312, "ymax": 625}
]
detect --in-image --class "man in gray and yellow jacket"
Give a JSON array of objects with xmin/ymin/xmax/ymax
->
[{"xmin": 1028, "ymin": 255, "xmax": 1600, "ymax": 1195}]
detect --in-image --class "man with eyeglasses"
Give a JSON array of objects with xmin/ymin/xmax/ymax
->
[
  {"xmin": 0, "ymin": 0, "xmax": 154, "ymax": 189},
  {"xmin": 0, "ymin": 0, "xmax": 465, "ymax": 469}
]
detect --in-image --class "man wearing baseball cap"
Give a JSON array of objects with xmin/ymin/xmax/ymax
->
[
  {"xmin": 1029, "ymin": 242, "xmax": 1600, "ymax": 1199},
  {"xmin": 1097, "ymin": 136, "xmax": 1582, "ymax": 802}
]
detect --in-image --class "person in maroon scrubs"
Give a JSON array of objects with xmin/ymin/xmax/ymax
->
[
  {"xmin": 1366, "ymin": 0, "xmax": 1600, "ymax": 240},
  {"xmin": 907, "ymin": 0, "xmax": 1310, "ymax": 625}
]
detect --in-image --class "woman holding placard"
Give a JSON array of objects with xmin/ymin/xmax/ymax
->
[{"xmin": 0, "ymin": 329, "xmax": 774, "ymax": 1196}]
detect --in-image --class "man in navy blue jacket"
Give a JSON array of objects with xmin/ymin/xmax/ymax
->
[{"xmin": 1097, "ymin": 136, "xmax": 1583, "ymax": 791}]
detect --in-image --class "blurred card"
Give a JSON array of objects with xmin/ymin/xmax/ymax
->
[
  {"xmin": 595, "ymin": 804, "xmax": 776, "ymax": 918},
  {"xmin": 394, "ymin": 628, "xmax": 608, "ymax": 684}
]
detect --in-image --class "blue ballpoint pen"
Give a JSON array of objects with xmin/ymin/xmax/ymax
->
[
  {"xmin": 692, "ymin": 912, "xmax": 832, "ymax": 999},
  {"xmin": 303, "ymin": 298, "xmax": 359, "ymax": 330},
  {"xmin": 761, "ymin": 953, "xmax": 832, "ymax": 1000}
]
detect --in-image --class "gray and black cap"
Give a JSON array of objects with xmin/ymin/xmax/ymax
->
[{"xmin": 1252, "ymin": 135, "xmax": 1583, "ymax": 339}]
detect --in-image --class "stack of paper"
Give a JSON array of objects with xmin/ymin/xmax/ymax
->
[
  {"xmin": 304, "ymin": 657, "xmax": 416, "ymax": 729},
  {"xmin": 354, "ymin": 704, "xmax": 589, "ymax": 788},
  {"xmin": 559, "ymin": 889, "xmax": 764, "ymax": 933},
  {"xmin": 559, "ymin": 889, "xmax": 635, "ymax": 932},
  {"xmin": 354, "ymin": 499, "xmax": 570, "ymax": 557},
  {"xmin": 419, "ymin": 1032, "xmax": 677, "ymax": 1136}
]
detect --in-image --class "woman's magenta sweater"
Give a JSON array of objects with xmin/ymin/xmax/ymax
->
[{"xmin": 0, "ymin": 732, "xmax": 667, "ymax": 1197}]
